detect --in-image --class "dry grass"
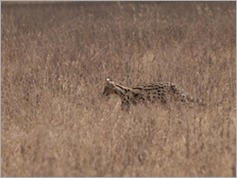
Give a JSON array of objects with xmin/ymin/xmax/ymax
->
[{"xmin": 2, "ymin": 2, "xmax": 236, "ymax": 177}]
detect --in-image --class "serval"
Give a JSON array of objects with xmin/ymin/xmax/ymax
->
[{"xmin": 103, "ymin": 78, "xmax": 204, "ymax": 111}]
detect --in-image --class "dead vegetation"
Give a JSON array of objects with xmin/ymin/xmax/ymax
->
[{"xmin": 2, "ymin": 2, "xmax": 236, "ymax": 176}]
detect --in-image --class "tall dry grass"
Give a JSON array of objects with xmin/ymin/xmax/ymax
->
[{"xmin": 2, "ymin": 2, "xmax": 236, "ymax": 176}]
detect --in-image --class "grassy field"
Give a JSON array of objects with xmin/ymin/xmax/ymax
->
[{"xmin": 2, "ymin": 2, "xmax": 236, "ymax": 176}]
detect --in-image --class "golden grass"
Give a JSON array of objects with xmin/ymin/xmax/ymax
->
[{"xmin": 2, "ymin": 2, "xmax": 236, "ymax": 176}]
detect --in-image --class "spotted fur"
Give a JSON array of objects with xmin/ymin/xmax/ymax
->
[{"xmin": 103, "ymin": 78, "xmax": 204, "ymax": 111}]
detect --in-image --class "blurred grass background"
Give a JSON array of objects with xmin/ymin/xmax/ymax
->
[{"xmin": 2, "ymin": 2, "xmax": 236, "ymax": 176}]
